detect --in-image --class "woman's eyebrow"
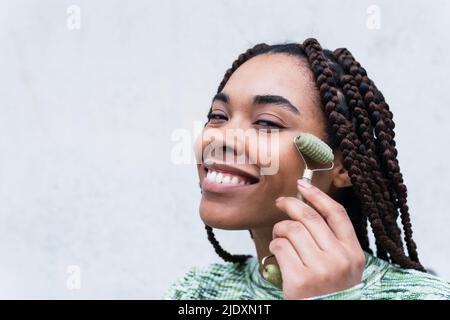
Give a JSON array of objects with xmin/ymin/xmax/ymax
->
[
  {"xmin": 211, "ymin": 92, "xmax": 300, "ymax": 115},
  {"xmin": 211, "ymin": 92, "xmax": 229, "ymax": 104},
  {"xmin": 253, "ymin": 95, "xmax": 300, "ymax": 115}
]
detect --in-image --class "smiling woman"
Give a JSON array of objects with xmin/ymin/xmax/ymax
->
[{"xmin": 163, "ymin": 38, "xmax": 450, "ymax": 300}]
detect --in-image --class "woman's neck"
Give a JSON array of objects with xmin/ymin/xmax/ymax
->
[{"xmin": 250, "ymin": 226, "xmax": 280, "ymax": 275}]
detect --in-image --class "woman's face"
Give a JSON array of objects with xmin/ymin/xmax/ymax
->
[{"xmin": 196, "ymin": 53, "xmax": 337, "ymax": 230}]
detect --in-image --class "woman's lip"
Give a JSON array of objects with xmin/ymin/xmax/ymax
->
[
  {"xmin": 201, "ymin": 176, "xmax": 259, "ymax": 193},
  {"xmin": 204, "ymin": 162, "xmax": 260, "ymax": 183}
]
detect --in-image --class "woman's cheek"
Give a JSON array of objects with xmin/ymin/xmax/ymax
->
[
  {"xmin": 274, "ymin": 139, "xmax": 305, "ymax": 194},
  {"xmin": 254, "ymin": 131, "xmax": 284, "ymax": 176}
]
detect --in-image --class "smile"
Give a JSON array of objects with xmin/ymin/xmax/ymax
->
[{"xmin": 201, "ymin": 162, "xmax": 260, "ymax": 193}]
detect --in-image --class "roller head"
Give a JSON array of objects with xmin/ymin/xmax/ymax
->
[
  {"xmin": 294, "ymin": 132, "xmax": 334, "ymax": 164},
  {"xmin": 262, "ymin": 264, "xmax": 282, "ymax": 289}
]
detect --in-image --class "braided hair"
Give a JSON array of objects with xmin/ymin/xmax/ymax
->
[{"xmin": 202, "ymin": 38, "xmax": 425, "ymax": 271}]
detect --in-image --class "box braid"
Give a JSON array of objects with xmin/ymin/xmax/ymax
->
[
  {"xmin": 326, "ymin": 48, "xmax": 402, "ymax": 260},
  {"xmin": 333, "ymin": 47, "xmax": 420, "ymax": 264},
  {"xmin": 202, "ymin": 38, "xmax": 424, "ymax": 271}
]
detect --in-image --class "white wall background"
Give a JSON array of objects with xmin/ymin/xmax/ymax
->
[{"xmin": 0, "ymin": 0, "xmax": 449, "ymax": 299}]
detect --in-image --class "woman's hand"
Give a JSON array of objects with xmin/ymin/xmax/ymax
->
[{"xmin": 270, "ymin": 179, "xmax": 366, "ymax": 300}]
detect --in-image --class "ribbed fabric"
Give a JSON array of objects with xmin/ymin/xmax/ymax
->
[{"xmin": 163, "ymin": 252, "xmax": 450, "ymax": 300}]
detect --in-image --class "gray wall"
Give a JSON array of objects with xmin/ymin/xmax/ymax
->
[{"xmin": 0, "ymin": 0, "xmax": 448, "ymax": 299}]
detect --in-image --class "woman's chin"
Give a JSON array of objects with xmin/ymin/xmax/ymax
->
[
  {"xmin": 199, "ymin": 201, "xmax": 249, "ymax": 230},
  {"xmin": 199, "ymin": 196, "xmax": 283, "ymax": 229}
]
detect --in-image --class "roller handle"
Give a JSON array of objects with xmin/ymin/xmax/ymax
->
[
  {"xmin": 296, "ymin": 169, "xmax": 313, "ymax": 203},
  {"xmin": 296, "ymin": 176, "xmax": 312, "ymax": 203}
]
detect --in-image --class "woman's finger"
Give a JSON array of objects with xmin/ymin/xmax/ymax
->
[
  {"xmin": 272, "ymin": 220, "xmax": 322, "ymax": 267},
  {"xmin": 268, "ymin": 237, "xmax": 305, "ymax": 280},
  {"xmin": 275, "ymin": 196, "xmax": 338, "ymax": 251},
  {"xmin": 296, "ymin": 180, "xmax": 359, "ymax": 244}
]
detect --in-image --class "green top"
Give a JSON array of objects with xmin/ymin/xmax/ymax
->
[{"xmin": 163, "ymin": 252, "xmax": 450, "ymax": 300}]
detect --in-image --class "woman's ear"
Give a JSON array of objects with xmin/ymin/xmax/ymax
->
[{"xmin": 331, "ymin": 149, "xmax": 352, "ymax": 188}]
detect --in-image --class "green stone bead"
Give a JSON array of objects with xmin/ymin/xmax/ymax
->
[{"xmin": 262, "ymin": 264, "xmax": 282, "ymax": 289}]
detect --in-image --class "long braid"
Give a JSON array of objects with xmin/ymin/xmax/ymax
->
[
  {"xmin": 323, "ymin": 49, "xmax": 403, "ymax": 257},
  {"xmin": 333, "ymin": 48, "xmax": 420, "ymax": 264},
  {"xmin": 330, "ymin": 49, "xmax": 404, "ymax": 250},
  {"xmin": 331, "ymin": 51, "xmax": 398, "ymax": 261},
  {"xmin": 205, "ymin": 225, "xmax": 252, "ymax": 264}
]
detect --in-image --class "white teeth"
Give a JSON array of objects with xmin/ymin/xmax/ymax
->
[
  {"xmin": 206, "ymin": 169, "xmax": 253, "ymax": 186},
  {"xmin": 208, "ymin": 171, "xmax": 217, "ymax": 182}
]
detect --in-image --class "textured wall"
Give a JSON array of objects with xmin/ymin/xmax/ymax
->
[{"xmin": 0, "ymin": 0, "xmax": 449, "ymax": 299}]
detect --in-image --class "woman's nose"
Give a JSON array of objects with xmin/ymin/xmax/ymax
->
[{"xmin": 203, "ymin": 127, "xmax": 246, "ymax": 161}]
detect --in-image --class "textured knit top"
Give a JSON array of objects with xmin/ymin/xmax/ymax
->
[{"xmin": 163, "ymin": 251, "xmax": 450, "ymax": 300}]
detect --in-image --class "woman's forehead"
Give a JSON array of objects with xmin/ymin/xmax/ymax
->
[{"xmin": 221, "ymin": 53, "xmax": 319, "ymax": 115}]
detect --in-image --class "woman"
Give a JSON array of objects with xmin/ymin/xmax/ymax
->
[{"xmin": 164, "ymin": 38, "xmax": 450, "ymax": 299}]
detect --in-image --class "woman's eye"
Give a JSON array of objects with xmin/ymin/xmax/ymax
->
[
  {"xmin": 254, "ymin": 119, "xmax": 283, "ymax": 129},
  {"xmin": 207, "ymin": 113, "xmax": 228, "ymax": 122}
]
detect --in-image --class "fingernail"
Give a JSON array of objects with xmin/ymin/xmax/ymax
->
[
  {"xmin": 275, "ymin": 196, "xmax": 285, "ymax": 202},
  {"xmin": 297, "ymin": 179, "xmax": 312, "ymax": 188}
]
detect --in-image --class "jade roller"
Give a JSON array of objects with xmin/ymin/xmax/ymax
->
[
  {"xmin": 293, "ymin": 132, "xmax": 335, "ymax": 202},
  {"xmin": 261, "ymin": 132, "xmax": 335, "ymax": 288}
]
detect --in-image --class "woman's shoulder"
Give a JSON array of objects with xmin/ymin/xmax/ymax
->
[
  {"xmin": 363, "ymin": 253, "xmax": 450, "ymax": 300},
  {"xmin": 162, "ymin": 259, "xmax": 250, "ymax": 300},
  {"xmin": 380, "ymin": 265, "xmax": 450, "ymax": 299}
]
